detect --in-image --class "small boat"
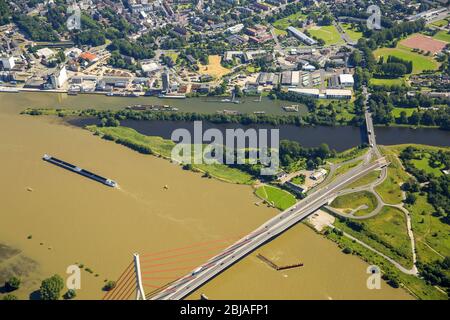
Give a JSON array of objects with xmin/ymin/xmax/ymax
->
[{"xmin": 106, "ymin": 92, "xmax": 114, "ymax": 96}]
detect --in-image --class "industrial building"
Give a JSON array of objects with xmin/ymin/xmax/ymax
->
[{"xmin": 338, "ymin": 74, "xmax": 354, "ymax": 87}]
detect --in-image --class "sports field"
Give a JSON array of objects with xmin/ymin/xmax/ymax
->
[
  {"xmin": 198, "ymin": 55, "xmax": 231, "ymax": 79},
  {"xmin": 370, "ymin": 77, "xmax": 406, "ymax": 86},
  {"xmin": 255, "ymin": 185, "xmax": 297, "ymax": 210},
  {"xmin": 373, "ymin": 46, "xmax": 439, "ymax": 74},
  {"xmin": 400, "ymin": 34, "xmax": 447, "ymax": 54},
  {"xmin": 308, "ymin": 25, "xmax": 344, "ymax": 45}
]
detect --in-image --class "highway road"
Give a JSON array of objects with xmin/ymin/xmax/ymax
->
[{"xmin": 150, "ymin": 155, "xmax": 388, "ymax": 300}]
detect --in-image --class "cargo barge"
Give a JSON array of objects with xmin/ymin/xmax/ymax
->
[{"xmin": 42, "ymin": 154, "xmax": 117, "ymax": 187}]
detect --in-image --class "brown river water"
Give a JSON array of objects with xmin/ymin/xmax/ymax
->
[{"xmin": 0, "ymin": 92, "xmax": 411, "ymax": 299}]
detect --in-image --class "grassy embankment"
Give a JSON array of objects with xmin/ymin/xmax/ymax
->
[
  {"xmin": 327, "ymin": 146, "xmax": 368, "ymax": 164},
  {"xmin": 87, "ymin": 125, "xmax": 254, "ymax": 185},
  {"xmin": 346, "ymin": 170, "xmax": 381, "ymax": 189},
  {"xmin": 333, "ymin": 159, "xmax": 364, "ymax": 178},
  {"xmin": 333, "ymin": 205, "xmax": 413, "ymax": 269},
  {"xmin": 324, "ymin": 227, "xmax": 446, "ymax": 299},
  {"xmin": 374, "ymin": 150, "xmax": 409, "ymax": 205},
  {"xmin": 255, "ymin": 185, "xmax": 297, "ymax": 210},
  {"xmin": 330, "ymin": 191, "xmax": 378, "ymax": 216}
]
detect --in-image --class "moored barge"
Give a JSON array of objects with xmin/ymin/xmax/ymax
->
[{"xmin": 42, "ymin": 154, "xmax": 117, "ymax": 188}]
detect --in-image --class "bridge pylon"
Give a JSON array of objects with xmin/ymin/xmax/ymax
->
[{"xmin": 133, "ymin": 253, "xmax": 146, "ymax": 300}]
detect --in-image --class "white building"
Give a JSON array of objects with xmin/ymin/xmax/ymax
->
[
  {"xmin": 311, "ymin": 168, "xmax": 327, "ymax": 180},
  {"xmin": 339, "ymin": 74, "xmax": 354, "ymax": 87},
  {"xmin": 50, "ymin": 65, "xmax": 68, "ymax": 89},
  {"xmin": 226, "ymin": 23, "xmax": 244, "ymax": 34},
  {"xmin": 1, "ymin": 56, "xmax": 15, "ymax": 70}
]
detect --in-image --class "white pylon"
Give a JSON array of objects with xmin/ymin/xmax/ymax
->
[{"xmin": 133, "ymin": 253, "xmax": 146, "ymax": 300}]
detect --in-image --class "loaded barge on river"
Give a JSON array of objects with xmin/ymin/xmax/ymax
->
[{"xmin": 42, "ymin": 154, "xmax": 117, "ymax": 188}]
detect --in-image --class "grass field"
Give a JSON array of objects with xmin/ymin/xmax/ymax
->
[
  {"xmin": 373, "ymin": 47, "xmax": 439, "ymax": 74},
  {"xmin": 334, "ymin": 206, "xmax": 413, "ymax": 269},
  {"xmin": 163, "ymin": 51, "xmax": 179, "ymax": 63},
  {"xmin": 308, "ymin": 25, "xmax": 344, "ymax": 45},
  {"xmin": 346, "ymin": 170, "xmax": 381, "ymax": 189},
  {"xmin": 272, "ymin": 11, "xmax": 306, "ymax": 31},
  {"xmin": 198, "ymin": 55, "xmax": 231, "ymax": 80},
  {"xmin": 407, "ymin": 194, "xmax": 450, "ymax": 264},
  {"xmin": 87, "ymin": 126, "xmax": 254, "ymax": 184},
  {"xmin": 392, "ymin": 107, "xmax": 416, "ymax": 118},
  {"xmin": 430, "ymin": 18, "xmax": 449, "ymax": 28},
  {"xmin": 255, "ymin": 185, "xmax": 297, "ymax": 210},
  {"xmin": 433, "ymin": 30, "xmax": 450, "ymax": 43},
  {"xmin": 290, "ymin": 175, "xmax": 305, "ymax": 185},
  {"xmin": 410, "ymin": 152, "xmax": 444, "ymax": 177},
  {"xmin": 330, "ymin": 191, "xmax": 378, "ymax": 216},
  {"xmin": 370, "ymin": 77, "xmax": 406, "ymax": 86},
  {"xmin": 341, "ymin": 23, "xmax": 363, "ymax": 41}
]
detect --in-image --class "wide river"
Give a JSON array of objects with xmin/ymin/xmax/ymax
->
[{"xmin": 0, "ymin": 92, "xmax": 416, "ymax": 300}]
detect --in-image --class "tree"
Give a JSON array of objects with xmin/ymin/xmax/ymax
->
[
  {"xmin": 63, "ymin": 289, "xmax": 77, "ymax": 300},
  {"xmin": 2, "ymin": 294, "xmax": 17, "ymax": 300},
  {"xmin": 103, "ymin": 281, "xmax": 116, "ymax": 291},
  {"xmin": 342, "ymin": 247, "xmax": 352, "ymax": 254},
  {"xmin": 40, "ymin": 275, "xmax": 64, "ymax": 300},
  {"xmin": 5, "ymin": 276, "xmax": 20, "ymax": 292},
  {"xmin": 405, "ymin": 192, "xmax": 417, "ymax": 204}
]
